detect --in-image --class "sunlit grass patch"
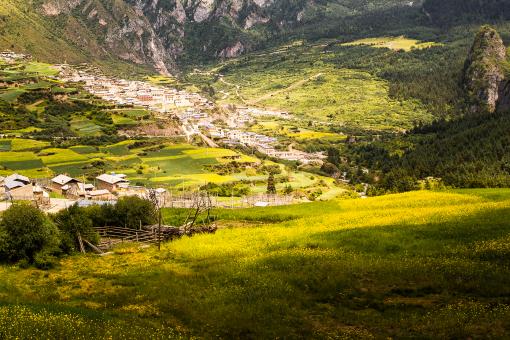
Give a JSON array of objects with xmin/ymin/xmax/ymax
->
[
  {"xmin": 24, "ymin": 62, "xmax": 59, "ymax": 76},
  {"xmin": 9, "ymin": 138, "xmax": 50, "ymax": 151},
  {"xmin": 342, "ymin": 36, "xmax": 442, "ymax": 51},
  {"xmin": 38, "ymin": 148, "xmax": 89, "ymax": 165},
  {"xmin": 217, "ymin": 65, "xmax": 433, "ymax": 131}
]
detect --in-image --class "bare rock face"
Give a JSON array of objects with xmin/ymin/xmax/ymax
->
[
  {"xmin": 463, "ymin": 26, "xmax": 508, "ymax": 113},
  {"xmin": 38, "ymin": 0, "xmax": 283, "ymax": 73},
  {"xmin": 218, "ymin": 41, "xmax": 245, "ymax": 58},
  {"xmin": 41, "ymin": 0, "xmax": 82, "ymax": 16}
]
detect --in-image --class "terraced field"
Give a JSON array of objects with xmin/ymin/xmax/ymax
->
[{"xmin": 0, "ymin": 138, "xmax": 342, "ymax": 198}]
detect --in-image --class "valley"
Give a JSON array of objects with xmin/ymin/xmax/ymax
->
[{"xmin": 1, "ymin": 0, "xmax": 510, "ymax": 338}]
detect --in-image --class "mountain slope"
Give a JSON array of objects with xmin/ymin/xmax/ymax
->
[
  {"xmin": 423, "ymin": 0, "xmax": 510, "ymax": 26},
  {"xmin": 0, "ymin": 0, "xmax": 426, "ymax": 73}
]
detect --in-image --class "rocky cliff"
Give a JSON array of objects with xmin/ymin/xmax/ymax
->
[
  {"xmin": 0, "ymin": 0, "xmax": 422, "ymax": 74},
  {"xmin": 463, "ymin": 26, "xmax": 509, "ymax": 113},
  {"xmin": 35, "ymin": 0, "xmax": 303, "ymax": 73}
]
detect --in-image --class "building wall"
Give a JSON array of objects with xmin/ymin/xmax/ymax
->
[
  {"xmin": 9, "ymin": 185, "xmax": 34, "ymax": 200},
  {"xmin": 96, "ymin": 180, "xmax": 115, "ymax": 192}
]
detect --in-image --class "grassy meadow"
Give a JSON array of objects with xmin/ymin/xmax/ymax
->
[
  {"xmin": 1, "ymin": 189, "xmax": 510, "ymax": 337},
  {"xmin": 341, "ymin": 36, "xmax": 441, "ymax": 51}
]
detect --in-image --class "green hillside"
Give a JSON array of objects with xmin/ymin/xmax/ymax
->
[{"xmin": 1, "ymin": 190, "xmax": 510, "ymax": 337}]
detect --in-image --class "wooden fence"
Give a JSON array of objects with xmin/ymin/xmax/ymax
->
[{"xmin": 94, "ymin": 226, "xmax": 159, "ymax": 250}]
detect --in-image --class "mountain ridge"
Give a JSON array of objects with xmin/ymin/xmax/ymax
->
[{"xmin": 1, "ymin": 0, "xmax": 425, "ymax": 73}]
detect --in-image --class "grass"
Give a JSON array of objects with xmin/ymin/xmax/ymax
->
[
  {"xmin": 9, "ymin": 138, "xmax": 50, "ymax": 151},
  {"xmin": 69, "ymin": 145, "xmax": 99, "ymax": 154},
  {"xmin": 341, "ymin": 36, "xmax": 441, "ymax": 51},
  {"xmin": 0, "ymin": 88, "xmax": 25, "ymax": 103},
  {"xmin": 1, "ymin": 190, "xmax": 510, "ymax": 337},
  {"xmin": 23, "ymin": 62, "xmax": 59, "ymax": 76},
  {"xmin": 70, "ymin": 118, "xmax": 103, "ymax": 136},
  {"xmin": 38, "ymin": 148, "xmax": 89, "ymax": 165},
  {"xmin": 0, "ymin": 140, "xmax": 11, "ymax": 151}
]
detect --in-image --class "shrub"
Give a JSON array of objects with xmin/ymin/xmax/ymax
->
[
  {"xmin": 0, "ymin": 203, "xmax": 60, "ymax": 264},
  {"xmin": 112, "ymin": 196, "xmax": 156, "ymax": 229},
  {"xmin": 52, "ymin": 204, "xmax": 100, "ymax": 254}
]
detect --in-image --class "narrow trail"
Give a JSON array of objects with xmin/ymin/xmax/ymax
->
[
  {"xmin": 248, "ymin": 73, "xmax": 324, "ymax": 105},
  {"xmin": 219, "ymin": 76, "xmax": 246, "ymax": 104}
]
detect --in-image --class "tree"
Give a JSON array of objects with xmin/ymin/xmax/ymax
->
[
  {"xmin": 320, "ymin": 161, "xmax": 339, "ymax": 175},
  {"xmin": 326, "ymin": 147, "xmax": 341, "ymax": 166},
  {"xmin": 0, "ymin": 203, "xmax": 60, "ymax": 264},
  {"xmin": 113, "ymin": 196, "xmax": 157, "ymax": 229},
  {"xmin": 52, "ymin": 204, "xmax": 99, "ymax": 254},
  {"xmin": 267, "ymin": 173, "xmax": 276, "ymax": 194}
]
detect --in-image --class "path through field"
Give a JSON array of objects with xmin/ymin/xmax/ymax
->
[{"xmin": 248, "ymin": 73, "xmax": 324, "ymax": 105}]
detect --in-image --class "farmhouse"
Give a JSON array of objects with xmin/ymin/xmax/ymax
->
[
  {"xmin": 96, "ymin": 173, "xmax": 129, "ymax": 192},
  {"xmin": 50, "ymin": 174, "xmax": 82, "ymax": 195},
  {"xmin": 1, "ymin": 174, "xmax": 49, "ymax": 204}
]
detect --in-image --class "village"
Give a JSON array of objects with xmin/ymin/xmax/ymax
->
[
  {"xmin": 0, "ymin": 170, "xmax": 300, "ymax": 214},
  {"xmin": 0, "ymin": 172, "xmax": 154, "ymax": 212},
  {"xmin": 56, "ymin": 63, "xmax": 326, "ymax": 164}
]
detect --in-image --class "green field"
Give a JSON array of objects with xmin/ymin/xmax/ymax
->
[
  {"xmin": 70, "ymin": 118, "xmax": 103, "ymax": 136},
  {"xmin": 1, "ymin": 190, "xmax": 510, "ymax": 337},
  {"xmin": 0, "ymin": 139, "xmax": 341, "ymax": 197}
]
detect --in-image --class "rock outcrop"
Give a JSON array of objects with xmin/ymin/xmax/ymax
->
[
  {"xmin": 463, "ymin": 26, "xmax": 509, "ymax": 113},
  {"xmin": 4, "ymin": 0, "xmax": 429, "ymax": 73},
  {"xmin": 36, "ymin": 0, "xmax": 285, "ymax": 73}
]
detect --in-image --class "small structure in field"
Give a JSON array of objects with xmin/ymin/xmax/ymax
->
[{"xmin": 87, "ymin": 189, "xmax": 116, "ymax": 201}]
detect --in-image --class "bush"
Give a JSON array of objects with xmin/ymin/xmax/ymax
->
[
  {"xmin": 0, "ymin": 203, "xmax": 60, "ymax": 264},
  {"xmin": 52, "ymin": 204, "xmax": 100, "ymax": 254},
  {"xmin": 111, "ymin": 196, "xmax": 156, "ymax": 229}
]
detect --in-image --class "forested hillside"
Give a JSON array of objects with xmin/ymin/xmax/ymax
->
[
  {"xmin": 338, "ymin": 25, "xmax": 510, "ymax": 192},
  {"xmin": 378, "ymin": 112, "xmax": 510, "ymax": 190},
  {"xmin": 423, "ymin": 0, "xmax": 510, "ymax": 26}
]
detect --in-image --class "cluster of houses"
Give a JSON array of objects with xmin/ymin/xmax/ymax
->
[
  {"xmin": 256, "ymin": 145, "xmax": 326, "ymax": 164},
  {"xmin": 202, "ymin": 126, "xmax": 325, "ymax": 164},
  {"xmin": 0, "ymin": 51, "xmax": 31, "ymax": 63},
  {"xmin": 0, "ymin": 172, "xmax": 165, "ymax": 210},
  {"xmin": 57, "ymin": 65, "xmax": 215, "ymax": 114},
  {"xmin": 53, "ymin": 61, "xmax": 327, "ymax": 165}
]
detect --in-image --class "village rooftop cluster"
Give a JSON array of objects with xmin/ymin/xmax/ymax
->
[
  {"xmin": 56, "ymin": 63, "xmax": 326, "ymax": 164},
  {"xmin": 0, "ymin": 172, "xmax": 165, "ymax": 212}
]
